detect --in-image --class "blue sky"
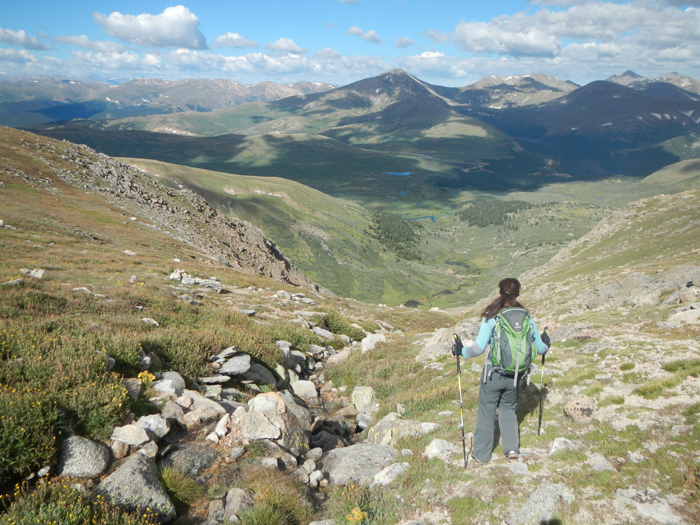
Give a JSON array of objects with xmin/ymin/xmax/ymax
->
[{"xmin": 1, "ymin": 0, "xmax": 699, "ymax": 86}]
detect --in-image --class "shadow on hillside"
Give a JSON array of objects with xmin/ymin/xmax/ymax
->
[{"xmin": 541, "ymin": 520, "xmax": 563, "ymax": 525}]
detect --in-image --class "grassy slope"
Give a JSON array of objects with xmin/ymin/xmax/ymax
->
[
  {"xmin": 121, "ymin": 157, "xmax": 700, "ymax": 308},
  {"xmin": 3, "ymin": 126, "xmax": 700, "ymax": 524},
  {"xmin": 324, "ymin": 188, "xmax": 700, "ymax": 524}
]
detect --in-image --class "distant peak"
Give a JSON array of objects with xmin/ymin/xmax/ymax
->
[
  {"xmin": 605, "ymin": 70, "xmax": 649, "ymax": 86},
  {"xmin": 620, "ymin": 70, "xmax": 644, "ymax": 78},
  {"xmin": 381, "ymin": 68, "xmax": 410, "ymax": 77}
]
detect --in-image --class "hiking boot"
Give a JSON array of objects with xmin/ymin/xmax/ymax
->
[
  {"xmin": 505, "ymin": 450, "xmax": 519, "ymax": 459},
  {"xmin": 470, "ymin": 455, "xmax": 487, "ymax": 465}
]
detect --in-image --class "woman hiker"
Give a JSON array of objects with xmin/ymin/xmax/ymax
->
[{"xmin": 452, "ymin": 278, "xmax": 550, "ymax": 464}]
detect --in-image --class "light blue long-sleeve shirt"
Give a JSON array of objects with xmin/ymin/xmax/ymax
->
[{"xmin": 460, "ymin": 312, "xmax": 548, "ymax": 359}]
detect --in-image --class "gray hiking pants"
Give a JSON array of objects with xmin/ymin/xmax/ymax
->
[{"xmin": 473, "ymin": 372, "xmax": 520, "ymax": 463}]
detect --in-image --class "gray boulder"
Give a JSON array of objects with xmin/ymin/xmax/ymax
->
[
  {"xmin": 57, "ymin": 436, "xmax": 111, "ymax": 479},
  {"xmin": 21, "ymin": 268, "xmax": 45, "ymax": 279},
  {"xmin": 93, "ymin": 454, "xmax": 175, "ymax": 523},
  {"xmin": 219, "ymin": 355, "xmax": 251, "ymax": 376},
  {"xmin": 234, "ymin": 407, "xmax": 281, "ymax": 440},
  {"xmin": 207, "ymin": 499, "xmax": 225, "ymax": 523},
  {"xmin": 564, "ymin": 395, "xmax": 596, "ymax": 422},
  {"xmin": 160, "ymin": 443, "xmax": 220, "ymax": 477},
  {"xmin": 135, "ymin": 414, "xmax": 170, "ymax": 440},
  {"xmin": 372, "ymin": 462, "xmax": 409, "ymax": 486},
  {"xmin": 423, "ymin": 439, "xmax": 459, "ymax": 459},
  {"xmin": 278, "ymin": 391, "xmax": 312, "ymax": 431},
  {"xmin": 510, "ymin": 483, "xmax": 575, "ymax": 525},
  {"xmin": 367, "ymin": 412, "xmax": 435, "ymax": 446},
  {"xmin": 291, "ymin": 380, "xmax": 318, "ymax": 402},
  {"xmin": 245, "ymin": 393, "xmax": 309, "ymax": 451},
  {"xmin": 241, "ymin": 363, "xmax": 277, "ymax": 386},
  {"xmin": 160, "ymin": 372, "xmax": 185, "ymax": 395},
  {"xmin": 614, "ymin": 488, "xmax": 685, "ymax": 525},
  {"xmin": 311, "ymin": 430, "xmax": 350, "ymax": 451},
  {"xmin": 352, "ymin": 386, "xmax": 378, "ymax": 415},
  {"xmin": 587, "ymin": 453, "xmax": 616, "ymax": 472},
  {"xmin": 198, "ymin": 374, "xmax": 232, "ymax": 384},
  {"xmin": 321, "ymin": 443, "xmax": 398, "ymax": 486},
  {"xmin": 308, "ymin": 344, "xmax": 326, "ymax": 355},
  {"xmin": 415, "ymin": 328, "xmax": 455, "ymax": 362},
  {"xmin": 225, "ymin": 487, "xmax": 255, "ymax": 521},
  {"xmin": 182, "ymin": 389, "xmax": 227, "ymax": 414},
  {"xmin": 361, "ymin": 333, "xmax": 385, "ymax": 353},
  {"xmin": 307, "ymin": 447, "xmax": 324, "ymax": 462},
  {"xmin": 178, "ymin": 406, "xmax": 221, "ymax": 431},
  {"xmin": 312, "ymin": 327, "xmax": 335, "ymax": 340},
  {"xmin": 549, "ymin": 437, "xmax": 579, "ymax": 456},
  {"xmin": 111, "ymin": 424, "xmax": 150, "ymax": 446}
]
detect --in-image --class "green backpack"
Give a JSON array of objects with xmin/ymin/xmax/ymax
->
[{"xmin": 483, "ymin": 307, "xmax": 536, "ymax": 385}]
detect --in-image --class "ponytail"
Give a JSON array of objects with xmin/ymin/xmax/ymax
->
[{"xmin": 481, "ymin": 278, "xmax": 525, "ymax": 319}]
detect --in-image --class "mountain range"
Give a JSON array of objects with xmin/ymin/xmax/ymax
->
[
  {"xmin": 14, "ymin": 68, "xmax": 699, "ymax": 201},
  {"xmin": 0, "ymin": 76, "xmax": 335, "ymax": 127}
]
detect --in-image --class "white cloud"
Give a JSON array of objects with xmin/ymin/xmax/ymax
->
[
  {"xmin": 453, "ymin": 1, "xmax": 700, "ymax": 61},
  {"xmin": 394, "ymin": 37, "xmax": 416, "ymax": 48},
  {"xmin": 71, "ymin": 50, "xmax": 163, "ymax": 71},
  {"xmin": 421, "ymin": 29, "xmax": 451, "ymax": 44},
  {"xmin": 456, "ymin": 20, "xmax": 561, "ymax": 56},
  {"xmin": 664, "ymin": 0, "xmax": 700, "ymax": 5},
  {"xmin": 0, "ymin": 28, "xmax": 51, "ymax": 50},
  {"xmin": 398, "ymin": 51, "xmax": 470, "ymax": 79},
  {"xmin": 347, "ymin": 26, "xmax": 382, "ymax": 44},
  {"xmin": 0, "ymin": 47, "xmax": 38, "ymax": 63},
  {"xmin": 93, "ymin": 6, "xmax": 206, "ymax": 49},
  {"xmin": 54, "ymin": 35, "xmax": 124, "ymax": 53},
  {"xmin": 265, "ymin": 38, "xmax": 307, "ymax": 55},
  {"xmin": 212, "ymin": 32, "xmax": 258, "ymax": 48},
  {"xmin": 316, "ymin": 47, "xmax": 343, "ymax": 60}
]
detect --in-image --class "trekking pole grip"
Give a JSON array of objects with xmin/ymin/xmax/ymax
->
[{"xmin": 453, "ymin": 334, "xmax": 461, "ymax": 373}]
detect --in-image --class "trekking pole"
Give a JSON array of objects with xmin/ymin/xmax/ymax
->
[
  {"xmin": 453, "ymin": 334, "xmax": 468, "ymax": 470},
  {"xmin": 537, "ymin": 327, "xmax": 548, "ymax": 436}
]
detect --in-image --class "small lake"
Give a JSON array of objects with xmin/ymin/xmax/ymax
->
[
  {"xmin": 408, "ymin": 216, "xmax": 436, "ymax": 222},
  {"xmin": 445, "ymin": 261, "xmax": 470, "ymax": 268},
  {"xmin": 385, "ymin": 172, "xmax": 413, "ymax": 176}
]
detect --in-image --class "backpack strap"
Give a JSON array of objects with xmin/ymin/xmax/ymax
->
[{"xmin": 483, "ymin": 316, "xmax": 504, "ymax": 383}]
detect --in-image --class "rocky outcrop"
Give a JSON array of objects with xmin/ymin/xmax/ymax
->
[{"xmin": 17, "ymin": 134, "xmax": 328, "ymax": 293}]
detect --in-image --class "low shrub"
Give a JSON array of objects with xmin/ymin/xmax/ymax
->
[
  {"xmin": 662, "ymin": 358, "xmax": 700, "ymax": 375},
  {"xmin": 326, "ymin": 483, "xmax": 399, "ymax": 525},
  {"xmin": 600, "ymin": 395, "xmax": 625, "ymax": 407},
  {"xmin": 159, "ymin": 467, "xmax": 204, "ymax": 508},
  {"xmin": 635, "ymin": 375, "xmax": 680, "ymax": 399},
  {"xmin": 357, "ymin": 320, "xmax": 380, "ymax": 334},
  {"xmin": 1, "ymin": 480, "xmax": 158, "ymax": 524},
  {"xmin": 238, "ymin": 502, "xmax": 291, "ymax": 525},
  {"xmin": 0, "ymin": 326, "xmax": 129, "ymax": 439},
  {"xmin": 325, "ymin": 310, "xmax": 366, "ymax": 341},
  {"xmin": 0, "ymin": 388, "xmax": 58, "ymax": 482},
  {"xmin": 266, "ymin": 321, "xmax": 323, "ymax": 352},
  {"xmin": 237, "ymin": 467, "xmax": 312, "ymax": 525}
]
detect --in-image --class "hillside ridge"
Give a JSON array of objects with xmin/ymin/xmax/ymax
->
[{"xmin": 1, "ymin": 125, "xmax": 328, "ymax": 294}]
